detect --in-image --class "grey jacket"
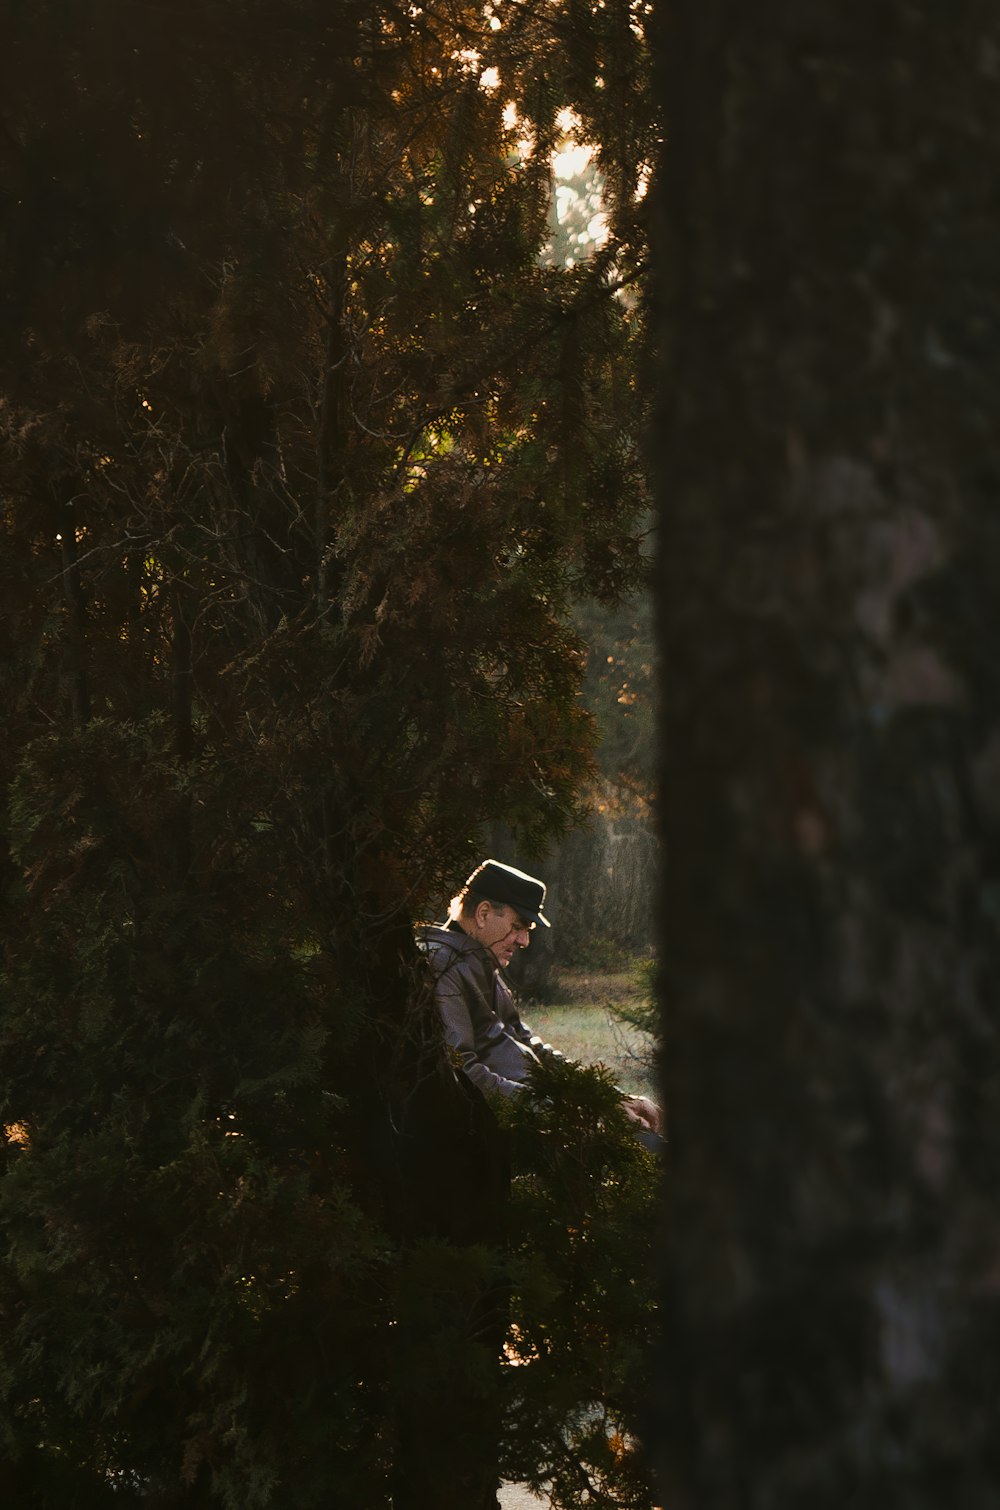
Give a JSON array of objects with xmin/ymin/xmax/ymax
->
[{"xmin": 418, "ymin": 922, "xmax": 560, "ymax": 1098}]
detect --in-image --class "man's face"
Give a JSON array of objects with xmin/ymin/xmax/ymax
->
[{"xmin": 479, "ymin": 903, "xmax": 534, "ymax": 968}]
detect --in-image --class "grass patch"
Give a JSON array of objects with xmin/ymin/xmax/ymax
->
[{"xmin": 522, "ymin": 963, "xmax": 659, "ymax": 1101}]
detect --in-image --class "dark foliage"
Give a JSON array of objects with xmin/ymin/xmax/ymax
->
[
  {"xmin": 500, "ymin": 1058, "xmax": 661, "ymax": 1508},
  {"xmin": 0, "ymin": 1, "xmax": 659, "ymax": 1504}
]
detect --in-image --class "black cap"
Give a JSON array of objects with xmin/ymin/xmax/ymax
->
[{"xmin": 465, "ymin": 859, "xmax": 551, "ymax": 928}]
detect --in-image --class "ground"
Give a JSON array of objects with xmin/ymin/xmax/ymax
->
[
  {"xmin": 499, "ymin": 1481, "xmax": 548, "ymax": 1507},
  {"xmin": 521, "ymin": 962, "xmax": 658, "ymax": 1101}
]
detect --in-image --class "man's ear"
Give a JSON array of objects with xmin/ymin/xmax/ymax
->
[{"xmin": 475, "ymin": 899, "xmax": 493, "ymax": 929}]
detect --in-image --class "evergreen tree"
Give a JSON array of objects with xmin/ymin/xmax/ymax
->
[{"xmin": 1, "ymin": 2, "xmax": 658, "ymax": 1504}]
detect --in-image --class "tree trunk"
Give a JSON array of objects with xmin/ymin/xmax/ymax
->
[
  {"xmin": 59, "ymin": 488, "xmax": 91, "ymax": 727},
  {"xmin": 653, "ymin": 4, "xmax": 1000, "ymax": 1506}
]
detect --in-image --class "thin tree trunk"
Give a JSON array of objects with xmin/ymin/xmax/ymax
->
[
  {"xmin": 316, "ymin": 253, "xmax": 348, "ymax": 617},
  {"xmin": 59, "ymin": 492, "xmax": 91, "ymax": 726},
  {"xmin": 171, "ymin": 576, "xmax": 194, "ymax": 881},
  {"xmin": 653, "ymin": 4, "xmax": 1000, "ymax": 1506}
]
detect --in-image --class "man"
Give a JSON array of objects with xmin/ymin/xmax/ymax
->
[
  {"xmin": 414, "ymin": 860, "xmax": 660, "ymax": 1508},
  {"xmin": 419, "ymin": 859, "xmax": 663, "ymax": 1139}
]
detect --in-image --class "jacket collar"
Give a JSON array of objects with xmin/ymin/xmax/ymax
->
[{"xmin": 423, "ymin": 919, "xmax": 497, "ymax": 971}]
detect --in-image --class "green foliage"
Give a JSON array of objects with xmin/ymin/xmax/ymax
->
[
  {"xmin": 499, "ymin": 1059, "xmax": 660, "ymax": 1508},
  {"xmin": 573, "ymin": 936, "xmax": 639, "ymax": 972},
  {"xmin": 609, "ymin": 957, "xmax": 661, "ymax": 1108},
  {"xmin": 2, "ymin": 725, "xmax": 391, "ymax": 1506},
  {"xmin": 612, "ymin": 956, "xmax": 660, "ymax": 1041},
  {"xmin": 1, "ymin": 0, "xmax": 657, "ymax": 1502}
]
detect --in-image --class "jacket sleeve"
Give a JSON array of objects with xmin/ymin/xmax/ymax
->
[
  {"xmin": 434, "ymin": 955, "xmax": 528, "ymax": 1099},
  {"xmin": 498, "ymin": 985, "xmax": 567, "ymax": 1064}
]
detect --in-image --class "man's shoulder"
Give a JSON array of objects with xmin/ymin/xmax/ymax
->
[{"xmin": 416, "ymin": 923, "xmax": 489, "ymax": 977}]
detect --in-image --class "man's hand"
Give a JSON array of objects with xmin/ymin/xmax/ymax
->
[{"xmin": 621, "ymin": 1094, "xmax": 663, "ymax": 1135}]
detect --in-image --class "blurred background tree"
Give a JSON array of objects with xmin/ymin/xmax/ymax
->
[
  {"xmin": 654, "ymin": 3, "xmax": 1000, "ymax": 1506},
  {"xmin": 488, "ymin": 131, "xmax": 658, "ymax": 995}
]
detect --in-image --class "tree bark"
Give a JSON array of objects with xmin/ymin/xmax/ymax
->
[
  {"xmin": 170, "ymin": 576, "xmax": 194, "ymax": 884},
  {"xmin": 653, "ymin": 4, "xmax": 1000, "ymax": 1505}
]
